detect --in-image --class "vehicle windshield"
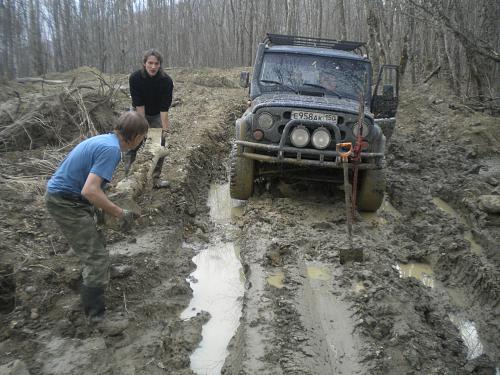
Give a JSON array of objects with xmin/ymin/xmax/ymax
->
[{"xmin": 259, "ymin": 52, "xmax": 371, "ymax": 102}]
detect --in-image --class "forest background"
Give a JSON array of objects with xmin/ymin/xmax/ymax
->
[{"xmin": 1, "ymin": 0, "xmax": 499, "ymax": 103}]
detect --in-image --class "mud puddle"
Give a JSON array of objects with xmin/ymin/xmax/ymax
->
[
  {"xmin": 300, "ymin": 261, "xmax": 364, "ymax": 374},
  {"xmin": 449, "ymin": 314, "xmax": 484, "ymax": 360},
  {"xmin": 432, "ymin": 197, "xmax": 483, "ymax": 254},
  {"xmin": 181, "ymin": 183, "xmax": 244, "ymax": 374},
  {"xmin": 395, "ymin": 261, "xmax": 492, "ymax": 362},
  {"xmin": 395, "ymin": 262, "xmax": 435, "ymax": 288},
  {"xmin": 267, "ymin": 272, "xmax": 285, "ymax": 289}
]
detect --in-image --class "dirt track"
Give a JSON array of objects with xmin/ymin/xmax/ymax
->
[{"xmin": 0, "ymin": 69, "xmax": 499, "ymax": 374}]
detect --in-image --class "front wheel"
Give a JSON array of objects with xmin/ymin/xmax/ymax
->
[
  {"xmin": 229, "ymin": 143, "xmax": 254, "ymax": 200},
  {"xmin": 356, "ymin": 169, "xmax": 385, "ymax": 212}
]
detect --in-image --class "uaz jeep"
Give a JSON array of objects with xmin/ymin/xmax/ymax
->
[{"xmin": 231, "ymin": 34, "xmax": 399, "ymax": 211}]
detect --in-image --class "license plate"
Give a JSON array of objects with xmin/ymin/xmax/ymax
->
[{"xmin": 291, "ymin": 111, "xmax": 337, "ymax": 124}]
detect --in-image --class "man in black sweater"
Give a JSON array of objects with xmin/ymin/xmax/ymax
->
[{"xmin": 126, "ymin": 49, "xmax": 174, "ymax": 187}]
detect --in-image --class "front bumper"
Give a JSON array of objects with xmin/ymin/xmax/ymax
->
[{"xmin": 236, "ymin": 119, "xmax": 384, "ymax": 170}]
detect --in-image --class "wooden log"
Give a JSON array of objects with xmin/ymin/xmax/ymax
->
[{"xmin": 16, "ymin": 78, "xmax": 67, "ymax": 84}]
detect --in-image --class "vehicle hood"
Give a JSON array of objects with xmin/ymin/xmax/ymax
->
[{"xmin": 252, "ymin": 93, "xmax": 373, "ymax": 119}]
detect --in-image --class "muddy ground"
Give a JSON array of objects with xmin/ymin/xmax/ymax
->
[{"xmin": 0, "ymin": 68, "xmax": 499, "ymax": 375}]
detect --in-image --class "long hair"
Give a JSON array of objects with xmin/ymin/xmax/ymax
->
[{"xmin": 141, "ymin": 49, "xmax": 166, "ymax": 78}]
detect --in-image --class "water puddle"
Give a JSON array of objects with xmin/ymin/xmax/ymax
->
[
  {"xmin": 449, "ymin": 314, "xmax": 484, "ymax": 360},
  {"xmin": 306, "ymin": 266, "xmax": 331, "ymax": 281},
  {"xmin": 181, "ymin": 183, "xmax": 244, "ymax": 375},
  {"xmin": 432, "ymin": 197, "xmax": 482, "ymax": 255},
  {"xmin": 352, "ymin": 280, "xmax": 366, "ymax": 294},
  {"xmin": 395, "ymin": 262, "xmax": 435, "ymax": 288},
  {"xmin": 267, "ymin": 272, "xmax": 285, "ymax": 289}
]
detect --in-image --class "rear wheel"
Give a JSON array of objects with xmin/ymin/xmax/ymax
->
[
  {"xmin": 229, "ymin": 143, "xmax": 254, "ymax": 200},
  {"xmin": 357, "ymin": 169, "xmax": 385, "ymax": 212}
]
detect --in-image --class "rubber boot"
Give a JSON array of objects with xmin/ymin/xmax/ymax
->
[
  {"xmin": 81, "ymin": 285, "xmax": 106, "ymax": 318},
  {"xmin": 80, "ymin": 285, "xmax": 128, "ymax": 336}
]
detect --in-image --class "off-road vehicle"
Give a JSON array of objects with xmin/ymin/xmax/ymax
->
[{"xmin": 230, "ymin": 34, "xmax": 399, "ymax": 211}]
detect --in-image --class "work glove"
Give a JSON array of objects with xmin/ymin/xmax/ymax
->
[{"xmin": 119, "ymin": 209, "xmax": 140, "ymax": 232}]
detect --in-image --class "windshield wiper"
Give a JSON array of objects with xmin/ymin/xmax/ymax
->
[
  {"xmin": 260, "ymin": 79, "xmax": 298, "ymax": 94},
  {"xmin": 303, "ymin": 83, "xmax": 342, "ymax": 99}
]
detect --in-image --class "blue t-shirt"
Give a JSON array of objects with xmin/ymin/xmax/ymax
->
[{"xmin": 47, "ymin": 133, "xmax": 121, "ymax": 195}]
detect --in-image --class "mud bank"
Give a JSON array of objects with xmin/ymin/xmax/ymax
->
[{"xmin": 1, "ymin": 70, "xmax": 499, "ymax": 375}]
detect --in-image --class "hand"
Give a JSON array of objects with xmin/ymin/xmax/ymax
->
[{"xmin": 119, "ymin": 209, "xmax": 139, "ymax": 231}]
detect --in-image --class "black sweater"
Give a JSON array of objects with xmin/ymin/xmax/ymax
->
[{"xmin": 129, "ymin": 70, "xmax": 174, "ymax": 116}]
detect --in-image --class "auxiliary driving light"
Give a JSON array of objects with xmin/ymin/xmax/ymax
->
[
  {"xmin": 311, "ymin": 127, "xmax": 331, "ymax": 149},
  {"xmin": 290, "ymin": 126, "xmax": 310, "ymax": 148},
  {"xmin": 257, "ymin": 112, "xmax": 274, "ymax": 130}
]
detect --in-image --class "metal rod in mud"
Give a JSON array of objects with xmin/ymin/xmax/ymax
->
[
  {"xmin": 337, "ymin": 143, "xmax": 353, "ymax": 249},
  {"xmin": 343, "ymin": 160, "xmax": 353, "ymax": 248}
]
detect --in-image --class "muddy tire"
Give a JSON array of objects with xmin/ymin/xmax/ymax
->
[
  {"xmin": 230, "ymin": 143, "xmax": 254, "ymax": 200},
  {"xmin": 357, "ymin": 169, "xmax": 385, "ymax": 212}
]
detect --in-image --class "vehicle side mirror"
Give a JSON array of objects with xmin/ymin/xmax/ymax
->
[
  {"xmin": 371, "ymin": 65, "xmax": 399, "ymax": 119},
  {"xmin": 239, "ymin": 71, "xmax": 250, "ymax": 88}
]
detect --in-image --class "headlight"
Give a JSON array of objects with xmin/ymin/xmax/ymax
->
[
  {"xmin": 257, "ymin": 112, "xmax": 274, "ymax": 130},
  {"xmin": 290, "ymin": 126, "xmax": 310, "ymax": 148},
  {"xmin": 353, "ymin": 121, "xmax": 370, "ymax": 138},
  {"xmin": 311, "ymin": 127, "xmax": 331, "ymax": 149}
]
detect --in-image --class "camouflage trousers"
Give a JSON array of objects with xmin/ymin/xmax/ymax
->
[{"xmin": 45, "ymin": 192, "xmax": 109, "ymax": 288}]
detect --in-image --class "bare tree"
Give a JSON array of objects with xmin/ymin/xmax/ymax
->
[{"xmin": 0, "ymin": 0, "xmax": 498, "ymax": 102}]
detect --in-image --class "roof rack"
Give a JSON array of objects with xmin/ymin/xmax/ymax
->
[{"xmin": 263, "ymin": 33, "xmax": 367, "ymax": 56}]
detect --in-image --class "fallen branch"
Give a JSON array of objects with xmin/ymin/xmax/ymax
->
[
  {"xmin": 16, "ymin": 77, "xmax": 68, "ymax": 85},
  {"xmin": 423, "ymin": 65, "xmax": 441, "ymax": 83}
]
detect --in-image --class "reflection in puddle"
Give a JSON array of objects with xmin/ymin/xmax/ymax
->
[
  {"xmin": 207, "ymin": 183, "xmax": 244, "ymax": 222},
  {"xmin": 267, "ymin": 272, "xmax": 285, "ymax": 289},
  {"xmin": 432, "ymin": 197, "xmax": 482, "ymax": 255},
  {"xmin": 396, "ymin": 262, "xmax": 434, "ymax": 288},
  {"xmin": 449, "ymin": 314, "xmax": 484, "ymax": 360},
  {"xmin": 181, "ymin": 183, "xmax": 244, "ymax": 375},
  {"xmin": 306, "ymin": 266, "xmax": 331, "ymax": 281}
]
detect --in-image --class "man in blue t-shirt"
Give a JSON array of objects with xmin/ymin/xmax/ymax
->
[
  {"xmin": 45, "ymin": 112, "xmax": 148, "ymax": 330},
  {"xmin": 126, "ymin": 49, "xmax": 174, "ymax": 188}
]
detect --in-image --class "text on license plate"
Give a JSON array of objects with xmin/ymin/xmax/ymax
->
[{"xmin": 291, "ymin": 111, "xmax": 338, "ymax": 123}]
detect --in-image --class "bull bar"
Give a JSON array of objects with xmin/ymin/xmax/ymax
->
[{"xmin": 235, "ymin": 119, "xmax": 384, "ymax": 169}]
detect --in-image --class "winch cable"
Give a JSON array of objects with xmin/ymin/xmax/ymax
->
[
  {"xmin": 350, "ymin": 93, "xmax": 366, "ymax": 220},
  {"xmin": 337, "ymin": 142, "xmax": 353, "ymax": 248}
]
